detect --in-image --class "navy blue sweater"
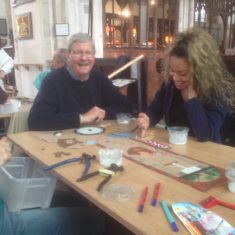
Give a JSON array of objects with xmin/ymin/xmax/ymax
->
[
  {"xmin": 147, "ymin": 81, "xmax": 228, "ymax": 143},
  {"xmin": 28, "ymin": 67, "xmax": 133, "ymax": 130}
]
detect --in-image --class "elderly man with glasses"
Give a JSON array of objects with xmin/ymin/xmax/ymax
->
[{"xmin": 28, "ymin": 33, "xmax": 133, "ymax": 131}]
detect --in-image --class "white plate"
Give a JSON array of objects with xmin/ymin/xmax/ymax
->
[{"xmin": 75, "ymin": 126, "xmax": 105, "ymax": 135}]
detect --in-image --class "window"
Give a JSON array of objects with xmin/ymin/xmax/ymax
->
[
  {"xmin": 194, "ymin": 0, "xmax": 235, "ymax": 49},
  {"xmin": 104, "ymin": 0, "xmax": 178, "ymax": 49}
]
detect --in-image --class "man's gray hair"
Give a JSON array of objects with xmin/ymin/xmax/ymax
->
[{"xmin": 68, "ymin": 33, "xmax": 95, "ymax": 53}]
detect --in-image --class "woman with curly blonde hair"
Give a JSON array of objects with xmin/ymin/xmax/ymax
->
[{"xmin": 138, "ymin": 27, "xmax": 235, "ymax": 143}]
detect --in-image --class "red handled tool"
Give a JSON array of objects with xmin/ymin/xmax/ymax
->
[{"xmin": 201, "ymin": 196, "xmax": 235, "ymax": 210}]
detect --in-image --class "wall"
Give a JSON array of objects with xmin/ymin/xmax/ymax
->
[
  {"xmin": 0, "ymin": 0, "xmax": 12, "ymax": 47},
  {"xmin": 10, "ymin": 0, "xmax": 103, "ymax": 99},
  {"xmin": 8, "ymin": 0, "xmax": 195, "ymax": 100}
]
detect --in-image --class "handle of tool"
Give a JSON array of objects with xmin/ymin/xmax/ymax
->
[
  {"xmin": 217, "ymin": 199, "xmax": 235, "ymax": 210},
  {"xmin": 77, "ymin": 171, "xmax": 99, "ymax": 182},
  {"xmin": 107, "ymin": 54, "xmax": 144, "ymax": 79},
  {"xmin": 97, "ymin": 175, "xmax": 112, "ymax": 192},
  {"xmin": 43, "ymin": 157, "xmax": 80, "ymax": 171},
  {"xmin": 80, "ymin": 159, "xmax": 91, "ymax": 178}
]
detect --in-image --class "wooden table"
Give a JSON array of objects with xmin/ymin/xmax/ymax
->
[{"xmin": 7, "ymin": 124, "xmax": 235, "ymax": 235}]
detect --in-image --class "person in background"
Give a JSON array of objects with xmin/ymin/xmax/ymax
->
[
  {"xmin": 33, "ymin": 48, "xmax": 68, "ymax": 90},
  {"xmin": 0, "ymin": 70, "xmax": 6, "ymax": 79},
  {"xmin": 0, "ymin": 69, "xmax": 10, "ymax": 137},
  {"xmin": 0, "ymin": 70, "xmax": 8, "ymax": 104},
  {"xmin": 28, "ymin": 33, "xmax": 133, "ymax": 131},
  {"xmin": 0, "ymin": 48, "xmax": 14, "ymax": 102},
  {"xmin": 137, "ymin": 27, "xmax": 235, "ymax": 143},
  {"xmin": 0, "ymin": 137, "xmax": 104, "ymax": 235}
]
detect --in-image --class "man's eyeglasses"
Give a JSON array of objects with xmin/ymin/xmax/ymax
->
[{"xmin": 71, "ymin": 50, "xmax": 94, "ymax": 58}]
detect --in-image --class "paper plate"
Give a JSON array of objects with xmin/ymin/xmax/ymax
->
[{"xmin": 75, "ymin": 126, "xmax": 105, "ymax": 135}]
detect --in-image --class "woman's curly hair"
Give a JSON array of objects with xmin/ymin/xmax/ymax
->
[{"xmin": 163, "ymin": 27, "xmax": 235, "ymax": 112}]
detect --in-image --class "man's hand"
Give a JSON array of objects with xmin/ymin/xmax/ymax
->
[
  {"xmin": 137, "ymin": 113, "xmax": 150, "ymax": 138},
  {"xmin": 0, "ymin": 137, "xmax": 11, "ymax": 166},
  {"xmin": 80, "ymin": 106, "xmax": 106, "ymax": 124}
]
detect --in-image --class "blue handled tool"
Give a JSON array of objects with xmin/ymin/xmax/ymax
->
[
  {"xmin": 43, "ymin": 153, "xmax": 96, "ymax": 172},
  {"xmin": 80, "ymin": 156, "xmax": 92, "ymax": 178}
]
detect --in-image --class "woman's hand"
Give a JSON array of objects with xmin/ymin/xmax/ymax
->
[{"xmin": 137, "ymin": 113, "xmax": 150, "ymax": 138}]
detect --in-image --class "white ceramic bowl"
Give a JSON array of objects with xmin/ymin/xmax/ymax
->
[
  {"xmin": 0, "ymin": 99, "xmax": 21, "ymax": 114},
  {"xmin": 98, "ymin": 148, "xmax": 123, "ymax": 167},
  {"xmin": 167, "ymin": 126, "xmax": 189, "ymax": 145}
]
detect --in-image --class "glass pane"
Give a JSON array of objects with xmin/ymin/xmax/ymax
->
[
  {"xmin": 104, "ymin": 0, "xmax": 177, "ymax": 49},
  {"xmin": 147, "ymin": 0, "xmax": 155, "ymax": 47},
  {"xmin": 105, "ymin": 0, "xmax": 131, "ymax": 48},
  {"xmin": 211, "ymin": 15, "xmax": 224, "ymax": 47},
  {"xmin": 133, "ymin": 0, "xmax": 140, "ymax": 46},
  {"xmin": 157, "ymin": 0, "xmax": 176, "ymax": 48},
  {"xmin": 194, "ymin": 0, "xmax": 235, "ymax": 50}
]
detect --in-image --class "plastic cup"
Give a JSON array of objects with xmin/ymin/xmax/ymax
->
[
  {"xmin": 167, "ymin": 126, "xmax": 189, "ymax": 145},
  {"xmin": 226, "ymin": 161, "xmax": 235, "ymax": 193},
  {"xmin": 116, "ymin": 113, "xmax": 132, "ymax": 124},
  {"xmin": 98, "ymin": 148, "xmax": 123, "ymax": 167}
]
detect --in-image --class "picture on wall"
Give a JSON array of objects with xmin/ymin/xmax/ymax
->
[
  {"xmin": 15, "ymin": 12, "xmax": 33, "ymax": 39},
  {"xmin": 55, "ymin": 23, "xmax": 69, "ymax": 36}
]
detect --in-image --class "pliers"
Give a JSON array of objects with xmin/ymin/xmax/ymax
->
[
  {"xmin": 77, "ymin": 163, "xmax": 124, "ymax": 192},
  {"xmin": 43, "ymin": 153, "xmax": 96, "ymax": 178}
]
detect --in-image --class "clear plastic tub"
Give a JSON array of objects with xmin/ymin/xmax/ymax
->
[
  {"xmin": 101, "ymin": 184, "xmax": 134, "ymax": 201},
  {"xmin": 98, "ymin": 148, "xmax": 123, "ymax": 167},
  {"xmin": 0, "ymin": 156, "xmax": 57, "ymax": 212},
  {"xmin": 167, "ymin": 126, "xmax": 189, "ymax": 145},
  {"xmin": 0, "ymin": 99, "xmax": 21, "ymax": 114}
]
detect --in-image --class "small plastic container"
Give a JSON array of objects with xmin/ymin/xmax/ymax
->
[
  {"xmin": 0, "ymin": 156, "xmax": 57, "ymax": 212},
  {"xmin": 167, "ymin": 126, "xmax": 189, "ymax": 145},
  {"xmin": 225, "ymin": 161, "xmax": 235, "ymax": 193},
  {"xmin": 116, "ymin": 113, "xmax": 132, "ymax": 124},
  {"xmin": 102, "ymin": 184, "xmax": 134, "ymax": 201},
  {"xmin": 98, "ymin": 148, "xmax": 123, "ymax": 167}
]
